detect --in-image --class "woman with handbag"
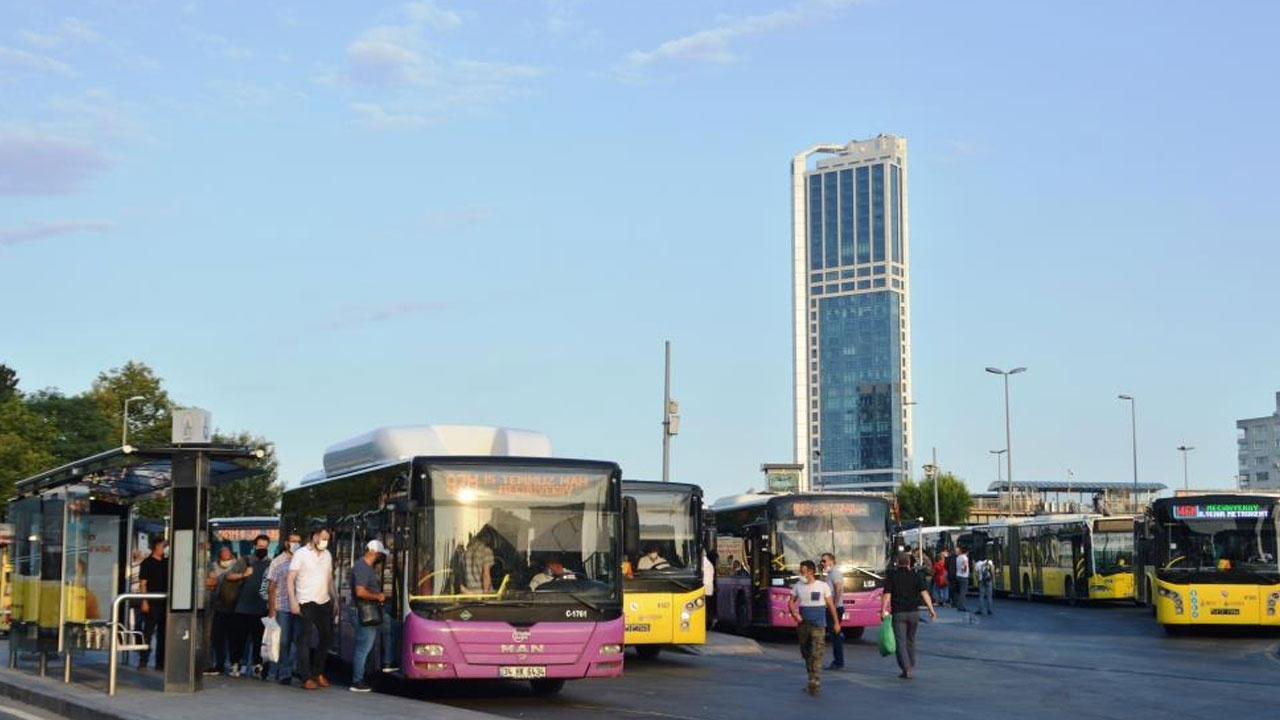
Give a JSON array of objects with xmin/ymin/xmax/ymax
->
[{"xmin": 349, "ymin": 539, "xmax": 394, "ymax": 693}]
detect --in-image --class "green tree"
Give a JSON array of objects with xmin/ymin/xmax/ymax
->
[
  {"xmin": 208, "ymin": 430, "xmax": 280, "ymax": 518},
  {"xmin": 24, "ymin": 389, "xmax": 115, "ymax": 465},
  {"xmin": 897, "ymin": 472, "xmax": 973, "ymax": 526},
  {"xmin": 0, "ymin": 398, "xmax": 58, "ymax": 507},
  {"xmin": 0, "ymin": 364, "xmax": 17, "ymax": 403},
  {"xmin": 89, "ymin": 360, "xmax": 175, "ymax": 448}
]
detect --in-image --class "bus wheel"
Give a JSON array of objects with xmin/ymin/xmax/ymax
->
[
  {"xmin": 1064, "ymin": 578, "xmax": 1077, "ymax": 606},
  {"xmin": 635, "ymin": 645, "xmax": 661, "ymax": 660},
  {"xmin": 1022, "ymin": 577, "xmax": 1032, "ymax": 602},
  {"xmin": 530, "ymin": 679, "xmax": 566, "ymax": 696},
  {"xmin": 842, "ymin": 625, "xmax": 865, "ymax": 641},
  {"xmin": 733, "ymin": 593, "xmax": 751, "ymax": 634}
]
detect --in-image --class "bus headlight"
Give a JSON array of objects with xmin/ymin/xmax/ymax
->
[
  {"xmin": 684, "ymin": 597, "xmax": 704, "ymax": 610},
  {"xmin": 599, "ymin": 644, "xmax": 622, "ymax": 655},
  {"xmin": 1156, "ymin": 586, "xmax": 1184, "ymax": 615},
  {"xmin": 1267, "ymin": 592, "xmax": 1280, "ymax": 617},
  {"xmin": 413, "ymin": 644, "xmax": 446, "ymax": 656}
]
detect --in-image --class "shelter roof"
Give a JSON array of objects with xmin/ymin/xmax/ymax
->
[
  {"xmin": 985, "ymin": 479, "xmax": 1167, "ymax": 494},
  {"xmin": 13, "ymin": 445, "xmax": 265, "ymax": 501}
]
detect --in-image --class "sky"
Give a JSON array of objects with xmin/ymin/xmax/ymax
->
[{"xmin": 3, "ymin": 0, "xmax": 1279, "ymax": 504}]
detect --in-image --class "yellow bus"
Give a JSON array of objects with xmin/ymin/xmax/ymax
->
[
  {"xmin": 971, "ymin": 514, "xmax": 1136, "ymax": 603},
  {"xmin": 622, "ymin": 481, "xmax": 706, "ymax": 658},
  {"xmin": 1141, "ymin": 493, "xmax": 1280, "ymax": 630}
]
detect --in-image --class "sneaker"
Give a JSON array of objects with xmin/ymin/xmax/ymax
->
[
  {"xmin": 203, "ymin": 666, "xmax": 223, "ymax": 676},
  {"xmin": 316, "ymin": 674, "xmax": 330, "ymax": 688},
  {"xmin": 227, "ymin": 663, "xmax": 241, "ymax": 678},
  {"xmin": 381, "ymin": 665, "xmax": 398, "ymax": 674},
  {"xmin": 349, "ymin": 681, "xmax": 372, "ymax": 693},
  {"xmin": 825, "ymin": 663, "xmax": 844, "ymax": 670},
  {"xmin": 253, "ymin": 664, "xmax": 266, "ymax": 679}
]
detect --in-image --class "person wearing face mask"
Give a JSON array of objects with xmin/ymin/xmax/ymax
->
[
  {"xmin": 289, "ymin": 527, "xmax": 335, "ymax": 690},
  {"xmin": 266, "ymin": 532, "xmax": 303, "ymax": 684},
  {"xmin": 204, "ymin": 545, "xmax": 238, "ymax": 675},
  {"xmin": 226, "ymin": 534, "xmax": 273, "ymax": 678}
]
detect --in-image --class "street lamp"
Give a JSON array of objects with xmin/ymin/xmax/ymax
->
[
  {"xmin": 990, "ymin": 448, "xmax": 1007, "ymax": 493},
  {"xmin": 1118, "ymin": 395, "xmax": 1138, "ymax": 510},
  {"xmin": 986, "ymin": 367, "xmax": 1026, "ymax": 514},
  {"xmin": 122, "ymin": 395, "xmax": 146, "ymax": 447},
  {"xmin": 1176, "ymin": 445, "xmax": 1195, "ymax": 490}
]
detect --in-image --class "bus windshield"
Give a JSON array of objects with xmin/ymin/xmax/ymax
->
[
  {"xmin": 631, "ymin": 487, "xmax": 698, "ymax": 572},
  {"xmin": 773, "ymin": 498, "xmax": 888, "ymax": 573},
  {"xmin": 1160, "ymin": 501, "xmax": 1279, "ymax": 576},
  {"xmin": 1093, "ymin": 529, "xmax": 1134, "ymax": 574},
  {"xmin": 415, "ymin": 464, "xmax": 619, "ymax": 605}
]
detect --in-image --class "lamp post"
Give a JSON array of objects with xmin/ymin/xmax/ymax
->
[
  {"xmin": 986, "ymin": 367, "xmax": 1026, "ymax": 514},
  {"xmin": 1176, "ymin": 445, "xmax": 1195, "ymax": 490},
  {"xmin": 990, "ymin": 448, "xmax": 1007, "ymax": 500},
  {"xmin": 1118, "ymin": 394, "xmax": 1138, "ymax": 510},
  {"xmin": 122, "ymin": 395, "xmax": 146, "ymax": 447}
]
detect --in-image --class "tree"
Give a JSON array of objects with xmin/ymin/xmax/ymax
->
[
  {"xmin": 24, "ymin": 389, "xmax": 115, "ymax": 465},
  {"xmin": 89, "ymin": 361, "xmax": 175, "ymax": 448},
  {"xmin": 208, "ymin": 430, "xmax": 280, "ymax": 518},
  {"xmin": 0, "ymin": 364, "xmax": 17, "ymax": 403},
  {"xmin": 897, "ymin": 472, "xmax": 973, "ymax": 526},
  {"xmin": 0, "ymin": 398, "xmax": 58, "ymax": 507}
]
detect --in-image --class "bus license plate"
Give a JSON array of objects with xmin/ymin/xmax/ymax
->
[{"xmin": 500, "ymin": 666, "xmax": 547, "ymax": 679}]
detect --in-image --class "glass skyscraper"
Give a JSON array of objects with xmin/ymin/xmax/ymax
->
[{"xmin": 791, "ymin": 135, "xmax": 911, "ymax": 491}]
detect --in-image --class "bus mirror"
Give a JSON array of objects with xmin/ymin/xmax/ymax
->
[{"xmin": 623, "ymin": 496, "xmax": 640, "ymax": 557}]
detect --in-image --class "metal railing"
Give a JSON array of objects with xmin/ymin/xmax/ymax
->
[{"xmin": 108, "ymin": 593, "xmax": 165, "ymax": 696}]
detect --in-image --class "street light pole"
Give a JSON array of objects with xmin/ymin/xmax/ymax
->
[
  {"xmin": 122, "ymin": 395, "xmax": 146, "ymax": 447},
  {"xmin": 1176, "ymin": 445, "xmax": 1195, "ymax": 490},
  {"xmin": 986, "ymin": 367, "xmax": 1026, "ymax": 514},
  {"xmin": 990, "ymin": 448, "xmax": 1007, "ymax": 498},
  {"xmin": 1118, "ymin": 395, "xmax": 1138, "ymax": 510}
]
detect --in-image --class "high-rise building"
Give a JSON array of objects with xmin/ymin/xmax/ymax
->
[
  {"xmin": 1237, "ymin": 391, "xmax": 1280, "ymax": 491},
  {"xmin": 791, "ymin": 135, "xmax": 911, "ymax": 492}
]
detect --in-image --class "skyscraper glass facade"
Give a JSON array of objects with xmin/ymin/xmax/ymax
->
[{"xmin": 793, "ymin": 135, "xmax": 911, "ymax": 491}]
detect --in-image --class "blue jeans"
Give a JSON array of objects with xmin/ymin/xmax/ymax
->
[
  {"xmin": 978, "ymin": 581, "xmax": 994, "ymax": 614},
  {"xmin": 351, "ymin": 606, "xmax": 394, "ymax": 685},
  {"xmin": 825, "ymin": 606, "xmax": 844, "ymax": 666},
  {"xmin": 955, "ymin": 578, "xmax": 969, "ymax": 611},
  {"xmin": 268, "ymin": 611, "xmax": 298, "ymax": 680}
]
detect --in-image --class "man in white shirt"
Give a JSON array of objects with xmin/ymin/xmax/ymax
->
[
  {"xmin": 787, "ymin": 560, "xmax": 841, "ymax": 695},
  {"xmin": 954, "ymin": 545, "xmax": 971, "ymax": 613},
  {"xmin": 289, "ymin": 527, "xmax": 335, "ymax": 690}
]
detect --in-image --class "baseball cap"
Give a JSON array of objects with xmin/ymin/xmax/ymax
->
[{"xmin": 366, "ymin": 539, "xmax": 388, "ymax": 555}]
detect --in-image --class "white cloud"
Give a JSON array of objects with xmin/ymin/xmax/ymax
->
[
  {"xmin": 616, "ymin": 0, "xmax": 860, "ymax": 79},
  {"xmin": 0, "ymin": 131, "xmax": 110, "ymax": 195},
  {"xmin": 0, "ymin": 46, "xmax": 73, "ymax": 77},
  {"xmin": 335, "ymin": 1, "xmax": 542, "ymax": 126},
  {"xmin": 19, "ymin": 18, "xmax": 101, "ymax": 50},
  {"xmin": 0, "ymin": 219, "xmax": 114, "ymax": 247}
]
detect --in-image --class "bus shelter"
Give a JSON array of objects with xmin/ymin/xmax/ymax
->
[{"xmin": 6, "ymin": 442, "xmax": 263, "ymax": 693}]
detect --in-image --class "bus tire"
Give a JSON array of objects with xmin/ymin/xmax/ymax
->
[
  {"xmin": 1022, "ymin": 576, "xmax": 1032, "ymax": 601},
  {"xmin": 530, "ymin": 679, "xmax": 566, "ymax": 696},
  {"xmin": 842, "ymin": 625, "xmax": 865, "ymax": 641},
  {"xmin": 733, "ymin": 592, "xmax": 751, "ymax": 634},
  {"xmin": 634, "ymin": 645, "xmax": 661, "ymax": 660},
  {"xmin": 1064, "ymin": 578, "xmax": 1076, "ymax": 606}
]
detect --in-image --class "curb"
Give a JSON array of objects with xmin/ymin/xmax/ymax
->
[{"xmin": 0, "ymin": 668, "xmax": 149, "ymax": 720}]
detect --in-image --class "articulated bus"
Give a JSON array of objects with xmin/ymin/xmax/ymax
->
[
  {"xmin": 970, "ymin": 514, "xmax": 1136, "ymax": 602},
  {"xmin": 710, "ymin": 492, "xmax": 893, "ymax": 638},
  {"xmin": 621, "ymin": 481, "xmax": 705, "ymax": 658},
  {"xmin": 901, "ymin": 525, "xmax": 961, "ymax": 556},
  {"xmin": 281, "ymin": 425, "xmax": 629, "ymax": 695},
  {"xmin": 1138, "ymin": 493, "xmax": 1280, "ymax": 629},
  {"xmin": 208, "ymin": 516, "xmax": 281, "ymax": 560}
]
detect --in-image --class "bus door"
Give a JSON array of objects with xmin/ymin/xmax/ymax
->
[
  {"xmin": 744, "ymin": 521, "xmax": 771, "ymax": 621},
  {"xmin": 1070, "ymin": 531, "xmax": 1086, "ymax": 600}
]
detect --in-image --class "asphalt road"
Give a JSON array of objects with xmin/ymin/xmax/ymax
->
[{"xmin": 395, "ymin": 598, "xmax": 1280, "ymax": 720}]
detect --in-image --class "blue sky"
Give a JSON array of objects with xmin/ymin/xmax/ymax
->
[{"xmin": 3, "ymin": 1, "xmax": 1278, "ymax": 502}]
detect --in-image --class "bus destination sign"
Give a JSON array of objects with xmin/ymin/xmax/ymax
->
[
  {"xmin": 441, "ymin": 470, "xmax": 595, "ymax": 499},
  {"xmin": 1172, "ymin": 503, "xmax": 1269, "ymax": 520},
  {"xmin": 790, "ymin": 501, "xmax": 870, "ymax": 518}
]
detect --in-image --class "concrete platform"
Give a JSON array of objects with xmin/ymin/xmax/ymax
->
[
  {"xmin": 674, "ymin": 631, "xmax": 763, "ymax": 656},
  {"xmin": 0, "ymin": 641, "xmax": 500, "ymax": 720}
]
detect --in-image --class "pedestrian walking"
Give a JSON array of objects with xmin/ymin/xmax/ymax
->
[
  {"xmin": 227, "ymin": 534, "xmax": 272, "ymax": 677},
  {"xmin": 289, "ymin": 527, "xmax": 335, "ymax": 690},
  {"xmin": 137, "ymin": 536, "xmax": 168, "ymax": 671},
  {"xmin": 266, "ymin": 531, "xmax": 302, "ymax": 684},
  {"xmin": 787, "ymin": 560, "xmax": 841, "ymax": 696},
  {"xmin": 880, "ymin": 551, "xmax": 937, "ymax": 679},
  {"xmin": 954, "ymin": 545, "xmax": 971, "ymax": 612},
  {"xmin": 975, "ymin": 555, "xmax": 995, "ymax": 616},
  {"xmin": 349, "ymin": 539, "xmax": 394, "ymax": 692},
  {"xmin": 820, "ymin": 553, "xmax": 844, "ymax": 671}
]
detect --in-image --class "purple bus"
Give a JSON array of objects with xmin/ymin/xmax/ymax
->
[
  {"xmin": 281, "ymin": 425, "xmax": 628, "ymax": 695},
  {"xmin": 709, "ymin": 492, "xmax": 893, "ymax": 637}
]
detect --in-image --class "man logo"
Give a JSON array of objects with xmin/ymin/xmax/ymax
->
[{"xmin": 512, "ymin": 630, "xmax": 531, "ymax": 642}]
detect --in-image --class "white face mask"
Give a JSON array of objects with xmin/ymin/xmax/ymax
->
[
  {"xmin": 218, "ymin": 558, "xmax": 234, "ymax": 569},
  {"xmin": 316, "ymin": 539, "xmax": 329, "ymax": 551},
  {"xmin": 289, "ymin": 542, "xmax": 301, "ymax": 553}
]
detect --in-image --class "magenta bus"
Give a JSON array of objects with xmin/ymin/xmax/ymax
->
[
  {"xmin": 281, "ymin": 425, "xmax": 627, "ymax": 695},
  {"xmin": 709, "ymin": 492, "xmax": 893, "ymax": 637}
]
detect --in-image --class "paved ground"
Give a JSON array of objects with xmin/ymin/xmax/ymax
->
[{"xmin": 3, "ymin": 600, "xmax": 1277, "ymax": 720}]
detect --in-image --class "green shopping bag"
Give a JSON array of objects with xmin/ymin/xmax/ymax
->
[{"xmin": 877, "ymin": 615, "xmax": 896, "ymax": 657}]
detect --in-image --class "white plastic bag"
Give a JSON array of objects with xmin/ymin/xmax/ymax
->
[{"xmin": 261, "ymin": 616, "xmax": 281, "ymax": 663}]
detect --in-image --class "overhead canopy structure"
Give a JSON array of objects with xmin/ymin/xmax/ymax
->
[
  {"xmin": 985, "ymin": 479, "xmax": 1167, "ymax": 494},
  {"xmin": 13, "ymin": 444, "xmax": 266, "ymax": 501}
]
